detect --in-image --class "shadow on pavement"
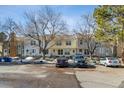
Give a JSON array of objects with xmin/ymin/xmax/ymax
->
[
  {"xmin": 68, "ymin": 64, "xmax": 96, "ymax": 69},
  {"xmin": 107, "ymin": 65, "xmax": 124, "ymax": 68}
]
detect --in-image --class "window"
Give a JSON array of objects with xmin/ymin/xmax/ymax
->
[
  {"xmin": 4, "ymin": 49, "xmax": 7, "ymax": 53},
  {"xmin": 18, "ymin": 45, "xmax": 21, "ymax": 48},
  {"xmin": 53, "ymin": 49, "xmax": 55, "ymax": 52},
  {"xmin": 32, "ymin": 49, "xmax": 36, "ymax": 53},
  {"xmin": 66, "ymin": 40, "xmax": 71, "ymax": 46},
  {"xmin": 84, "ymin": 49, "xmax": 89, "ymax": 55},
  {"xmin": 26, "ymin": 49, "xmax": 29, "ymax": 53},
  {"xmin": 45, "ymin": 50, "xmax": 49, "ymax": 54},
  {"xmin": 65, "ymin": 51, "xmax": 70, "ymax": 55},
  {"xmin": 65, "ymin": 49, "xmax": 70, "ymax": 55},
  {"xmin": 31, "ymin": 40, "xmax": 36, "ymax": 45},
  {"xmin": 22, "ymin": 45, "xmax": 24, "ymax": 49},
  {"xmin": 79, "ymin": 49, "xmax": 82, "ymax": 52},
  {"xmin": 56, "ymin": 41, "xmax": 62, "ymax": 46},
  {"xmin": 73, "ymin": 50, "xmax": 75, "ymax": 53},
  {"xmin": 58, "ymin": 49, "xmax": 63, "ymax": 55},
  {"xmin": 80, "ymin": 40, "xmax": 83, "ymax": 45},
  {"xmin": 22, "ymin": 49, "xmax": 24, "ymax": 54}
]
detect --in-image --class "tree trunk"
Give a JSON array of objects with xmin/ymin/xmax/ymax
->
[
  {"xmin": 39, "ymin": 45, "xmax": 46, "ymax": 59},
  {"xmin": 42, "ymin": 50, "xmax": 46, "ymax": 60},
  {"xmin": 121, "ymin": 23, "xmax": 124, "ymax": 63},
  {"xmin": 122, "ymin": 48, "xmax": 124, "ymax": 64},
  {"xmin": 89, "ymin": 52, "xmax": 93, "ymax": 60},
  {"xmin": 39, "ymin": 46, "xmax": 43, "ymax": 57},
  {"xmin": 38, "ymin": 40, "xmax": 42, "ymax": 56},
  {"xmin": 113, "ymin": 45, "xmax": 117, "ymax": 57},
  {"xmin": 39, "ymin": 47, "xmax": 42, "ymax": 54},
  {"xmin": 2, "ymin": 43, "xmax": 4, "ymax": 57}
]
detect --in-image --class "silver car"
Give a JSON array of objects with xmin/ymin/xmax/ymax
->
[{"xmin": 100, "ymin": 57, "xmax": 121, "ymax": 67}]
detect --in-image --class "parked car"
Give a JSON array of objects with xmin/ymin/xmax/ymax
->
[
  {"xmin": 73, "ymin": 54, "xmax": 87, "ymax": 67},
  {"xmin": 11, "ymin": 57, "xmax": 20, "ymax": 62},
  {"xmin": 33, "ymin": 59, "xmax": 43, "ymax": 64},
  {"xmin": 0, "ymin": 57, "xmax": 12, "ymax": 63},
  {"xmin": 55, "ymin": 57, "xmax": 69, "ymax": 67},
  {"xmin": 99, "ymin": 57, "xmax": 121, "ymax": 67},
  {"xmin": 21, "ymin": 57, "xmax": 34, "ymax": 64}
]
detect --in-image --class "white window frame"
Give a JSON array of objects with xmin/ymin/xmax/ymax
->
[{"xmin": 66, "ymin": 40, "xmax": 71, "ymax": 46}]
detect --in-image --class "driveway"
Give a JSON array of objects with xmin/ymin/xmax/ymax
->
[{"xmin": 75, "ymin": 65, "xmax": 124, "ymax": 88}]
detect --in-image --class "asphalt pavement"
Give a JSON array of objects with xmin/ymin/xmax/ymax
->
[{"xmin": 0, "ymin": 64, "xmax": 80, "ymax": 88}]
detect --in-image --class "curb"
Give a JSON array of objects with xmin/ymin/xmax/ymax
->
[{"xmin": 73, "ymin": 69, "xmax": 82, "ymax": 88}]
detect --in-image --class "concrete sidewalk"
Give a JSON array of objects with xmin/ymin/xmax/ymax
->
[
  {"xmin": 75, "ymin": 71, "xmax": 117, "ymax": 88},
  {"xmin": 75, "ymin": 66, "xmax": 124, "ymax": 88}
]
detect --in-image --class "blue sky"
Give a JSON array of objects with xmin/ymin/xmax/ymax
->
[{"xmin": 0, "ymin": 5, "xmax": 97, "ymax": 29}]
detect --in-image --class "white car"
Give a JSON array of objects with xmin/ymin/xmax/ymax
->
[
  {"xmin": 11, "ymin": 57, "xmax": 20, "ymax": 62},
  {"xmin": 100, "ymin": 57, "xmax": 121, "ymax": 67},
  {"xmin": 21, "ymin": 57, "xmax": 34, "ymax": 64}
]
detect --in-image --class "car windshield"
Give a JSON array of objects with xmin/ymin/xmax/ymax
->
[
  {"xmin": 100, "ymin": 58, "xmax": 106, "ymax": 60},
  {"xmin": 75, "ymin": 56, "xmax": 84, "ymax": 59},
  {"xmin": 13, "ymin": 58, "xmax": 20, "ymax": 60},
  {"xmin": 107, "ymin": 57, "xmax": 117, "ymax": 60},
  {"xmin": 57, "ymin": 57, "xmax": 67, "ymax": 60}
]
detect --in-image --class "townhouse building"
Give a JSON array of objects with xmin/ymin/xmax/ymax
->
[
  {"xmin": 13, "ymin": 35, "xmax": 78, "ymax": 57},
  {"xmin": 49, "ymin": 35, "xmax": 77, "ymax": 57},
  {"xmin": 3, "ymin": 33, "xmax": 113, "ymax": 57},
  {"xmin": 0, "ymin": 43, "xmax": 2, "ymax": 56},
  {"xmin": 16, "ymin": 37, "xmax": 40, "ymax": 57}
]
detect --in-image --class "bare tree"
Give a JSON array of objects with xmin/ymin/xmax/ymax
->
[
  {"xmin": 2, "ymin": 18, "xmax": 19, "ymax": 39},
  {"xmin": 0, "ymin": 20, "xmax": 6, "ymax": 56},
  {"xmin": 21, "ymin": 7, "xmax": 67, "ymax": 59},
  {"xmin": 74, "ymin": 14, "xmax": 99, "ymax": 59},
  {"xmin": 0, "ymin": 20, "xmax": 7, "ymax": 43},
  {"xmin": 1, "ymin": 17, "xmax": 19, "ymax": 56}
]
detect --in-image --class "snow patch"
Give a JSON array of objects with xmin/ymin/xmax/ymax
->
[{"xmin": 64, "ymin": 72, "xmax": 74, "ymax": 75}]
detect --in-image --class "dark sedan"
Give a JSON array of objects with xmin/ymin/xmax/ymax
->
[{"xmin": 55, "ymin": 57, "xmax": 69, "ymax": 67}]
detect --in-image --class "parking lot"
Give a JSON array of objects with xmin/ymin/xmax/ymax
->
[
  {"xmin": 0, "ymin": 64, "xmax": 80, "ymax": 88},
  {"xmin": 0, "ymin": 63, "xmax": 124, "ymax": 88}
]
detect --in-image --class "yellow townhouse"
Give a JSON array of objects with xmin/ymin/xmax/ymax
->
[{"xmin": 49, "ymin": 35, "xmax": 78, "ymax": 57}]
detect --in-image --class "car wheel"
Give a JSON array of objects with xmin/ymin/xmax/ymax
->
[
  {"xmin": 116, "ymin": 66, "xmax": 120, "ymax": 68},
  {"xmin": 73, "ymin": 65, "xmax": 77, "ymax": 68}
]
